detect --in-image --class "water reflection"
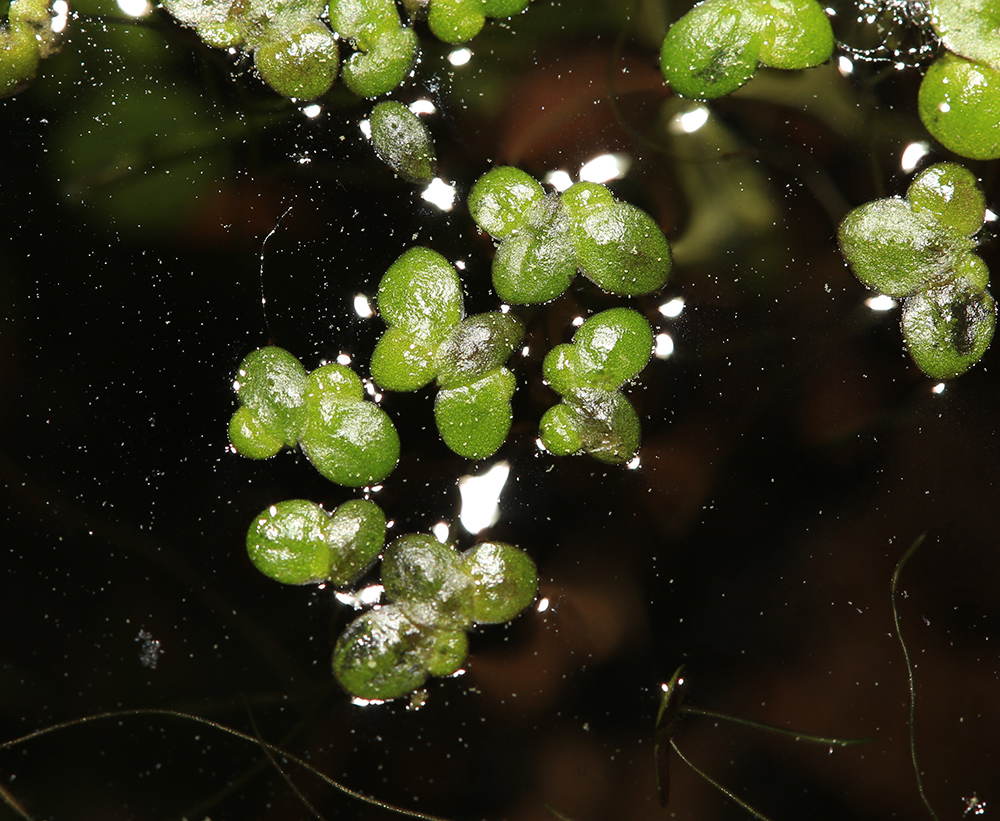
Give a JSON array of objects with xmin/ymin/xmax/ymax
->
[{"xmin": 458, "ymin": 461, "xmax": 510, "ymax": 534}]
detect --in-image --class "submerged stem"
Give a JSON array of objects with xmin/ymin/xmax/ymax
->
[
  {"xmin": 670, "ymin": 739, "xmax": 774, "ymax": 821},
  {"xmin": 682, "ymin": 705, "xmax": 873, "ymax": 747},
  {"xmin": 0, "ymin": 708, "xmax": 451, "ymax": 821},
  {"xmin": 891, "ymin": 532, "xmax": 941, "ymax": 821}
]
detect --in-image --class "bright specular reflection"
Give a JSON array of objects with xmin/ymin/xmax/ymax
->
[
  {"xmin": 336, "ymin": 584, "xmax": 384, "ymax": 609},
  {"xmin": 353, "ymin": 294, "xmax": 374, "ymax": 318},
  {"xmin": 358, "ymin": 119, "xmax": 372, "ymax": 139},
  {"xmin": 458, "ymin": 461, "xmax": 510, "ymax": 534},
  {"xmin": 932, "ymin": 382, "xmax": 946, "ymax": 394},
  {"xmin": 838, "ymin": 55, "xmax": 854, "ymax": 75},
  {"xmin": 421, "ymin": 178, "xmax": 457, "ymax": 211},
  {"xmin": 654, "ymin": 332, "xmax": 674, "ymax": 359},
  {"xmin": 409, "ymin": 99, "xmax": 436, "ymax": 115},
  {"xmin": 432, "ymin": 521, "xmax": 450, "ymax": 543},
  {"xmin": 302, "ymin": 104, "xmax": 322, "ymax": 119},
  {"xmin": 675, "ymin": 106, "xmax": 710, "ymax": 134},
  {"xmin": 116, "ymin": 0, "xmax": 151, "ymax": 16},
  {"xmin": 544, "ymin": 170, "xmax": 574, "ymax": 192},
  {"xmin": 900, "ymin": 141, "xmax": 930, "ymax": 173},
  {"xmin": 866, "ymin": 294, "xmax": 897, "ymax": 311},
  {"xmin": 667, "ymin": 104, "xmax": 710, "ymax": 135},
  {"xmin": 448, "ymin": 48, "xmax": 472, "ymax": 66},
  {"xmin": 52, "ymin": 0, "xmax": 69, "ymax": 30},
  {"xmin": 659, "ymin": 297, "xmax": 685, "ymax": 318},
  {"xmin": 579, "ymin": 153, "xmax": 630, "ymax": 184}
]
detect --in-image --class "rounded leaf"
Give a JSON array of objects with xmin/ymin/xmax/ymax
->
[
  {"xmin": 370, "ymin": 327, "xmax": 440, "ymax": 392},
  {"xmin": 953, "ymin": 252, "xmax": 991, "ymax": 293},
  {"xmin": 428, "ymin": 0, "xmax": 485, "ymax": 43},
  {"xmin": 0, "ymin": 24, "xmax": 40, "ymax": 97},
  {"xmin": 342, "ymin": 25, "xmax": 417, "ymax": 98},
  {"xmin": 907, "ymin": 162, "xmax": 985, "ymax": 238},
  {"xmin": 541, "ymin": 343, "xmax": 584, "ymax": 397},
  {"xmin": 837, "ymin": 198, "xmax": 949, "ymax": 297},
  {"xmin": 233, "ymin": 346, "xmax": 308, "ymax": 446},
  {"xmin": 460, "ymin": 542, "xmax": 538, "ymax": 624},
  {"xmin": 929, "ymin": 0, "xmax": 1000, "ymax": 71},
  {"xmin": 369, "ymin": 100, "xmax": 436, "ymax": 183},
  {"xmin": 539, "ymin": 404, "xmax": 584, "ymax": 456},
  {"xmin": 329, "ymin": 0, "xmax": 400, "ymax": 48},
  {"xmin": 567, "ymin": 389, "xmax": 642, "ymax": 464},
  {"xmin": 901, "ymin": 283, "xmax": 995, "ymax": 379},
  {"xmin": 574, "ymin": 203, "xmax": 672, "ymax": 296},
  {"xmin": 434, "ymin": 369, "xmax": 517, "ymax": 459},
  {"xmin": 327, "ymin": 498, "xmax": 386, "ymax": 587},
  {"xmin": 306, "ymin": 363, "xmax": 365, "ymax": 402},
  {"xmin": 424, "ymin": 628, "xmax": 469, "ymax": 676},
  {"xmin": 301, "ymin": 396, "xmax": 400, "ymax": 486},
  {"xmin": 560, "ymin": 181, "xmax": 616, "ymax": 224},
  {"xmin": 468, "ymin": 166, "xmax": 545, "ymax": 239},
  {"xmin": 758, "ymin": 0, "xmax": 833, "ymax": 70},
  {"xmin": 333, "ymin": 605, "xmax": 431, "ymax": 700},
  {"xmin": 253, "ymin": 25, "xmax": 339, "ymax": 100},
  {"xmin": 573, "ymin": 308, "xmax": 654, "ymax": 389},
  {"xmin": 491, "ymin": 196, "xmax": 577, "ymax": 305},
  {"xmin": 918, "ymin": 53, "xmax": 1000, "ymax": 161},
  {"xmin": 229, "ymin": 406, "xmax": 284, "ymax": 459},
  {"xmin": 381, "ymin": 534, "xmax": 475, "ymax": 628},
  {"xmin": 246, "ymin": 499, "xmax": 333, "ymax": 584},
  {"xmin": 660, "ymin": 0, "xmax": 764, "ymax": 99},
  {"xmin": 435, "ymin": 312, "xmax": 524, "ymax": 389},
  {"xmin": 378, "ymin": 247, "xmax": 464, "ymax": 338}
]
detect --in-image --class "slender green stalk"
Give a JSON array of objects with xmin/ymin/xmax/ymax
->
[
  {"xmin": 891, "ymin": 532, "xmax": 941, "ymax": 821},
  {"xmin": 0, "ymin": 708, "xmax": 451, "ymax": 821},
  {"xmin": 670, "ymin": 739, "xmax": 774, "ymax": 821},
  {"xmin": 682, "ymin": 706, "xmax": 873, "ymax": 747}
]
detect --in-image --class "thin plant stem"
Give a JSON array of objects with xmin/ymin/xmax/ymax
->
[
  {"xmin": 682, "ymin": 706, "xmax": 874, "ymax": 747},
  {"xmin": 670, "ymin": 739, "xmax": 773, "ymax": 821},
  {"xmin": 890, "ymin": 532, "xmax": 941, "ymax": 821},
  {"xmin": 0, "ymin": 708, "xmax": 451, "ymax": 821}
]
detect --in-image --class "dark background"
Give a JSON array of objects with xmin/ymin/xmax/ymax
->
[{"xmin": 2, "ymin": 0, "xmax": 998, "ymax": 818}]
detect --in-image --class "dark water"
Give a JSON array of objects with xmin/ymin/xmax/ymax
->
[{"xmin": 2, "ymin": 1, "xmax": 998, "ymax": 819}]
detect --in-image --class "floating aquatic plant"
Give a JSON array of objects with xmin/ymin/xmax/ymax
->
[
  {"xmin": 539, "ymin": 308, "xmax": 653, "ymax": 464},
  {"xmin": 370, "ymin": 247, "xmax": 524, "ymax": 459},
  {"xmin": 229, "ymin": 346, "xmax": 400, "ymax": 486},
  {"xmin": 369, "ymin": 100, "xmax": 437, "ymax": 183},
  {"xmin": 469, "ymin": 168, "xmax": 672, "ymax": 304},
  {"xmin": 659, "ymin": 0, "xmax": 834, "ymax": 100},
  {"xmin": 246, "ymin": 498, "xmax": 386, "ymax": 586},
  {"xmin": 333, "ymin": 534, "xmax": 537, "ymax": 700},
  {"xmin": 838, "ymin": 162, "xmax": 995, "ymax": 379}
]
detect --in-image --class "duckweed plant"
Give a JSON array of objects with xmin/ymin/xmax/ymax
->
[
  {"xmin": 369, "ymin": 100, "xmax": 437, "ymax": 184},
  {"xmin": 659, "ymin": 0, "xmax": 834, "ymax": 99},
  {"xmin": 228, "ymin": 345, "xmax": 400, "ymax": 487},
  {"xmin": 245, "ymin": 496, "xmax": 538, "ymax": 699},
  {"xmin": 334, "ymin": 536, "xmax": 537, "ymax": 699},
  {"xmin": 540, "ymin": 308, "xmax": 653, "ymax": 464},
  {"xmin": 370, "ymin": 246, "xmax": 525, "ymax": 460},
  {"xmin": 5, "ymin": 0, "xmax": 1000, "ymax": 815},
  {"xmin": 469, "ymin": 167, "xmax": 672, "ymax": 303},
  {"xmin": 838, "ymin": 162, "xmax": 995, "ymax": 379},
  {"xmin": 917, "ymin": 0, "xmax": 1000, "ymax": 160}
]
